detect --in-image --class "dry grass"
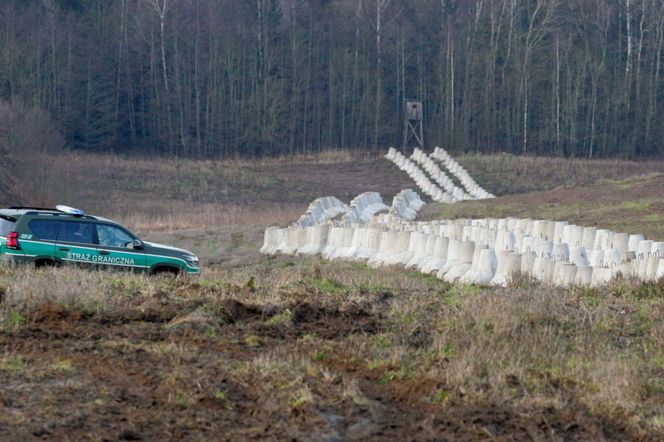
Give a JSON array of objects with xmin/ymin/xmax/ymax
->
[
  {"xmin": 1, "ymin": 260, "xmax": 663, "ymax": 438},
  {"xmin": 423, "ymin": 173, "xmax": 664, "ymax": 241},
  {"xmin": 19, "ymin": 150, "xmax": 664, "ymax": 234},
  {"xmin": 459, "ymin": 152, "xmax": 664, "ymax": 196}
]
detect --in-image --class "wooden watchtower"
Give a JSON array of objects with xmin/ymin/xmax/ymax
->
[{"xmin": 402, "ymin": 100, "xmax": 424, "ymax": 149}]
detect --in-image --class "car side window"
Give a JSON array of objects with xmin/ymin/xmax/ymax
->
[
  {"xmin": 28, "ymin": 219, "xmax": 58, "ymax": 241},
  {"xmin": 58, "ymin": 221, "xmax": 95, "ymax": 244},
  {"xmin": 0, "ymin": 217, "xmax": 15, "ymax": 237},
  {"xmin": 97, "ymin": 224, "xmax": 135, "ymax": 248}
]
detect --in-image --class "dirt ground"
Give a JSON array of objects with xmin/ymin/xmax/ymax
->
[{"xmin": 0, "ymin": 280, "xmax": 647, "ymax": 441}]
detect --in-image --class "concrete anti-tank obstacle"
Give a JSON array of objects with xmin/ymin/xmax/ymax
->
[
  {"xmin": 490, "ymin": 251, "xmax": 521, "ymax": 286},
  {"xmin": 657, "ymin": 259, "xmax": 664, "ymax": 279},
  {"xmin": 392, "ymin": 146, "xmax": 497, "ymax": 202},
  {"xmin": 321, "ymin": 226, "xmax": 343, "ymax": 260},
  {"xmin": 645, "ymin": 256, "xmax": 660, "ymax": 281},
  {"xmin": 532, "ymin": 237, "xmax": 553, "ymax": 259},
  {"xmin": 430, "ymin": 147, "xmax": 495, "ymax": 199},
  {"xmin": 575, "ymin": 266, "xmax": 593, "ymax": 286},
  {"xmin": 410, "ymin": 148, "xmax": 467, "ymax": 201},
  {"xmin": 651, "ymin": 242, "xmax": 664, "ymax": 257},
  {"xmin": 328, "ymin": 227, "xmax": 356, "ymax": 260},
  {"xmin": 552, "ymin": 243, "xmax": 570, "ymax": 262},
  {"xmin": 591, "ymin": 267, "xmax": 614, "ymax": 287},
  {"xmin": 460, "ymin": 247, "xmax": 496, "ymax": 285},
  {"xmin": 564, "ymin": 225, "xmax": 585, "ymax": 247},
  {"xmin": 260, "ymin": 226, "xmax": 280, "ymax": 255},
  {"xmin": 553, "ymin": 262, "xmax": 577, "ymax": 287},
  {"xmin": 588, "ymin": 249, "xmax": 604, "ymax": 267},
  {"xmin": 342, "ymin": 192, "xmax": 390, "ymax": 224},
  {"xmin": 553, "ymin": 221, "xmax": 569, "ymax": 244},
  {"xmin": 532, "ymin": 220, "xmax": 547, "ymax": 240},
  {"xmin": 569, "ymin": 247, "xmax": 589, "ymax": 266},
  {"xmin": 628, "ymin": 234, "xmax": 645, "ymax": 253},
  {"xmin": 593, "ymin": 229, "xmax": 612, "ymax": 250},
  {"xmin": 294, "ymin": 196, "xmax": 349, "ymax": 227},
  {"xmin": 612, "ymin": 232, "xmax": 630, "ymax": 253},
  {"xmin": 520, "ymin": 236, "xmax": 534, "ymax": 254},
  {"xmin": 368, "ymin": 230, "xmax": 399, "ymax": 268},
  {"xmin": 286, "ymin": 227, "xmax": 308, "ymax": 255},
  {"xmin": 635, "ymin": 240, "xmax": 655, "ymax": 279},
  {"xmin": 355, "ymin": 228, "xmax": 383, "ymax": 260},
  {"xmin": 274, "ymin": 227, "xmax": 293, "ymax": 254},
  {"xmin": 602, "ymin": 248, "xmax": 621, "ymax": 269},
  {"xmin": 298, "ymin": 224, "xmax": 330, "ymax": 256},
  {"xmin": 342, "ymin": 227, "xmax": 367, "ymax": 260},
  {"xmin": 582, "ymin": 227, "xmax": 597, "ymax": 250},
  {"xmin": 495, "ymin": 230, "xmax": 516, "ymax": 252},
  {"xmin": 616, "ymin": 251, "xmax": 637, "ymax": 278},
  {"xmin": 419, "ymin": 236, "xmax": 449, "ymax": 274},
  {"xmin": 388, "ymin": 189, "xmax": 426, "ymax": 221},
  {"xmin": 385, "ymin": 148, "xmax": 447, "ymax": 202},
  {"xmin": 414, "ymin": 234, "xmax": 439, "ymax": 272},
  {"xmin": 521, "ymin": 251, "xmax": 537, "ymax": 275},
  {"xmin": 262, "ymin": 212, "xmax": 664, "ymax": 288},
  {"xmin": 532, "ymin": 256, "xmax": 555, "ymax": 284},
  {"xmin": 384, "ymin": 231, "xmax": 414, "ymax": 266},
  {"xmin": 439, "ymin": 240, "xmax": 475, "ymax": 282},
  {"xmin": 405, "ymin": 231, "xmax": 429, "ymax": 269}
]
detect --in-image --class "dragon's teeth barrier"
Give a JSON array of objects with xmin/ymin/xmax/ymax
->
[
  {"xmin": 262, "ymin": 215, "xmax": 664, "ymax": 288},
  {"xmin": 262, "ymin": 149, "xmax": 661, "ymax": 288},
  {"xmin": 386, "ymin": 146, "xmax": 495, "ymax": 202}
]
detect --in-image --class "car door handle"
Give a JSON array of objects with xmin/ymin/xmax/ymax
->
[
  {"xmin": 59, "ymin": 247, "xmax": 70, "ymax": 252},
  {"xmin": 99, "ymin": 250, "xmax": 110, "ymax": 255}
]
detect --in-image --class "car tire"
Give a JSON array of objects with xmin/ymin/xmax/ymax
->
[{"xmin": 152, "ymin": 267, "xmax": 180, "ymax": 278}]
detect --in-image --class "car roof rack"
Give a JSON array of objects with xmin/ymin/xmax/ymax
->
[
  {"xmin": 21, "ymin": 211, "xmax": 97, "ymax": 220},
  {"xmin": 9, "ymin": 206, "xmax": 58, "ymax": 211}
]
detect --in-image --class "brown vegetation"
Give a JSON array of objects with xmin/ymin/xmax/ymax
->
[
  {"xmin": 424, "ymin": 173, "xmax": 664, "ymax": 241},
  {"xmin": 1, "ymin": 262, "xmax": 663, "ymax": 440},
  {"xmin": 2, "ymin": 152, "xmax": 664, "ymax": 440}
]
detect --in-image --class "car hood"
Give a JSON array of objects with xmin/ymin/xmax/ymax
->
[{"xmin": 142, "ymin": 241, "xmax": 196, "ymax": 258}]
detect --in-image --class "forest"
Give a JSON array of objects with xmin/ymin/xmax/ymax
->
[{"xmin": 1, "ymin": 0, "xmax": 663, "ymax": 159}]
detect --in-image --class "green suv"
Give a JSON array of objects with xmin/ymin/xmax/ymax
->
[{"xmin": 0, "ymin": 205, "xmax": 200, "ymax": 275}]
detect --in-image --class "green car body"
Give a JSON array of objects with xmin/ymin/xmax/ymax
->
[{"xmin": 0, "ymin": 206, "xmax": 200, "ymax": 275}]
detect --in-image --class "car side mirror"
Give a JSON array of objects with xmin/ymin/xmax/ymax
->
[{"xmin": 133, "ymin": 239, "xmax": 143, "ymax": 250}]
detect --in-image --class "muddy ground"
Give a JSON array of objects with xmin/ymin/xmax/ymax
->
[{"xmin": 0, "ymin": 280, "xmax": 648, "ymax": 441}]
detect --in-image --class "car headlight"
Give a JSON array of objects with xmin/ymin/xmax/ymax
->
[{"xmin": 184, "ymin": 255, "xmax": 199, "ymax": 266}]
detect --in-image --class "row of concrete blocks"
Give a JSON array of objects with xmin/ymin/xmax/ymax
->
[
  {"xmin": 387, "ymin": 189, "xmax": 426, "ymax": 222},
  {"xmin": 410, "ymin": 148, "xmax": 470, "ymax": 202},
  {"xmin": 294, "ymin": 196, "xmax": 349, "ymax": 227},
  {"xmin": 431, "ymin": 147, "xmax": 496, "ymax": 199},
  {"xmin": 261, "ymin": 219, "xmax": 664, "ymax": 287},
  {"xmin": 341, "ymin": 192, "xmax": 390, "ymax": 224},
  {"xmin": 386, "ymin": 148, "xmax": 456, "ymax": 203},
  {"xmin": 295, "ymin": 190, "xmax": 426, "ymax": 227}
]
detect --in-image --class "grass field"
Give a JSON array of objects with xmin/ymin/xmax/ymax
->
[
  {"xmin": 2, "ymin": 150, "xmax": 664, "ymax": 440},
  {"xmin": 423, "ymin": 173, "xmax": 664, "ymax": 241}
]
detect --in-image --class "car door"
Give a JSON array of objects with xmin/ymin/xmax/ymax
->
[
  {"xmin": 55, "ymin": 220, "xmax": 99, "ymax": 268},
  {"xmin": 95, "ymin": 224, "xmax": 147, "ymax": 272}
]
